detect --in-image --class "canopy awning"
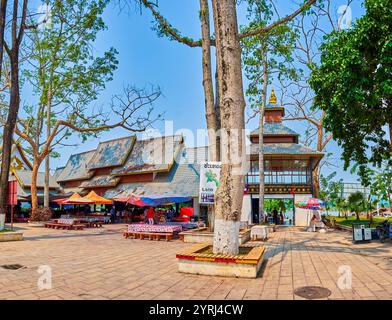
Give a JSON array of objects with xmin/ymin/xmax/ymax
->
[
  {"xmin": 114, "ymin": 194, "xmax": 192, "ymax": 207},
  {"xmin": 54, "ymin": 193, "xmax": 94, "ymax": 205},
  {"xmin": 83, "ymin": 191, "xmax": 113, "ymax": 205}
]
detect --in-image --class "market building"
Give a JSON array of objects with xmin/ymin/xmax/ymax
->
[
  {"xmin": 53, "ymin": 90, "xmax": 323, "ymax": 225},
  {"xmin": 55, "ymin": 135, "xmax": 205, "ymax": 217},
  {"xmin": 0, "ymin": 143, "xmax": 63, "ymax": 204}
]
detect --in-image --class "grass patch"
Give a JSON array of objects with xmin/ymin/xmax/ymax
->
[
  {"xmin": 0, "ymin": 229, "xmax": 14, "ymax": 233},
  {"xmin": 326, "ymin": 215, "xmax": 392, "ymax": 228}
]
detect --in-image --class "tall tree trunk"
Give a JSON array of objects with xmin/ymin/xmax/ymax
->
[
  {"xmin": 0, "ymin": 0, "xmax": 26, "ymax": 228},
  {"xmin": 200, "ymin": 0, "xmax": 217, "ymax": 232},
  {"xmin": 0, "ymin": 0, "xmax": 8, "ymax": 229},
  {"xmin": 44, "ymin": 84, "xmax": 52, "ymax": 208},
  {"xmin": 258, "ymin": 52, "xmax": 268, "ymax": 225},
  {"xmin": 212, "ymin": 0, "xmax": 246, "ymax": 255},
  {"xmin": 312, "ymin": 165, "xmax": 320, "ymax": 197},
  {"xmin": 30, "ymin": 163, "xmax": 40, "ymax": 221},
  {"xmin": 0, "ymin": 52, "xmax": 20, "ymax": 228}
]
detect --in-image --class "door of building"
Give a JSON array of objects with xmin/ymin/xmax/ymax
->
[{"xmin": 251, "ymin": 197, "xmax": 259, "ymax": 224}]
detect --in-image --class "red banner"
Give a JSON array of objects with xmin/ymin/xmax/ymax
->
[{"xmin": 7, "ymin": 180, "xmax": 17, "ymax": 206}]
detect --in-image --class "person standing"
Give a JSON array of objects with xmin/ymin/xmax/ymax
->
[
  {"xmin": 147, "ymin": 207, "xmax": 155, "ymax": 225},
  {"xmin": 279, "ymin": 211, "xmax": 284, "ymax": 225},
  {"xmin": 110, "ymin": 206, "xmax": 116, "ymax": 224},
  {"xmin": 273, "ymin": 209, "xmax": 279, "ymax": 225}
]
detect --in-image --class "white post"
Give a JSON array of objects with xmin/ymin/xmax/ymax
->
[{"xmin": 0, "ymin": 214, "xmax": 5, "ymax": 231}]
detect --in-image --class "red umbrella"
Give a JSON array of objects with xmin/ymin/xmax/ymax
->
[{"xmin": 298, "ymin": 198, "xmax": 325, "ymax": 209}]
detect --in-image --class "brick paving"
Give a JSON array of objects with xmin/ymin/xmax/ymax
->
[{"xmin": 0, "ymin": 224, "xmax": 391, "ymax": 300}]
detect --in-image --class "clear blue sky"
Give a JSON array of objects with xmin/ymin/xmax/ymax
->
[{"xmin": 42, "ymin": 0, "xmax": 366, "ymax": 182}]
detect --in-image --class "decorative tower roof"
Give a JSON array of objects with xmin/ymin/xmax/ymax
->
[
  {"xmin": 265, "ymin": 88, "xmax": 285, "ymax": 122},
  {"xmin": 249, "ymin": 89, "xmax": 299, "ymax": 144},
  {"xmin": 269, "ymin": 88, "xmax": 277, "ymax": 105}
]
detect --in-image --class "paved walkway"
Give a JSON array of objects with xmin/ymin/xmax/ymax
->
[{"xmin": 0, "ymin": 224, "xmax": 391, "ymax": 300}]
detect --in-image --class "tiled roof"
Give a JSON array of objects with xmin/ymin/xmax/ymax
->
[
  {"xmin": 250, "ymin": 123, "xmax": 298, "ymax": 136},
  {"xmin": 111, "ymin": 135, "xmax": 184, "ymax": 176},
  {"xmin": 12, "ymin": 170, "xmax": 61, "ymax": 189},
  {"xmin": 53, "ymin": 167, "xmax": 64, "ymax": 181},
  {"xmin": 249, "ymin": 143, "xmax": 324, "ymax": 156},
  {"xmin": 105, "ymin": 162, "xmax": 200, "ymax": 199},
  {"xmin": 86, "ymin": 136, "xmax": 136, "ymax": 170},
  {"xmin": 57, "ymin": 150, "xmax": 95, "ymax": 182},
  {"xmin": 80, "ymin": 175, "xmax": 121, "ymax": 188},
  {"xmin": 179, "ymin": 146, "xmax": 209, "ymax": 164}
]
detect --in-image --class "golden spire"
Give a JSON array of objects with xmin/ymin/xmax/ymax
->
[{"xmin": 269, "ymin": 88, "xmax": 277, "ymax": 105}]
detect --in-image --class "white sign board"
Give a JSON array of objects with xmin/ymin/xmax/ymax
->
[{"xmin": 199, "ymin": 161, "xmax": 222, "ymax": 204}]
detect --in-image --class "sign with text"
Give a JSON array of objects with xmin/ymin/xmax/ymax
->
[{"xmin": 199, "ymin": 162, "xmax": 222, "ymax": 204}]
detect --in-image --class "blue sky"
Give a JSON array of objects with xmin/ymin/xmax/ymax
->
[{"xmin": 40, "ymin": 0, "xmax": 367, "ymax": 182}]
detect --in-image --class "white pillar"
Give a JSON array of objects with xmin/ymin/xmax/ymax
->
[{"xmin": 193, "ymin": 197, "xmax": 200, "ymax": 217}]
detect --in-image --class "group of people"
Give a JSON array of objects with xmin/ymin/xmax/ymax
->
[
  {"xmin": 109, "ymin": 206, "xmax": 177, "ymax": 225},
  {"xmin": 145, "ymin": 207, "xmax": 176, "ymax": 224},
  {"xmin": 265, "ymin": 209, "xmax": 285, "ymax": 225}
]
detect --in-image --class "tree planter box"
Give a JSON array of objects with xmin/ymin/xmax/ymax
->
[
  {"xmin": 176, "ymin": 243, "xmax": 265, "ymax": 278},
  {"xmin": 180, "ymin": 227, "xmax": 251, "ymax": 245},
  {"xmin": 0, "ymin": 231, "xmax": 23, "ymax": 242}
]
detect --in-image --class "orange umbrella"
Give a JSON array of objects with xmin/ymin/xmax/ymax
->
[{"xmin": 83, "ymin": 191, "xmax": 113, "ymax": 205}]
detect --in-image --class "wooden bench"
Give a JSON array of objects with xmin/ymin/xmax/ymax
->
[
  {"xmin": 45, "ymin": 220, "xmax": 84, "ymax": 231},
  {"xmin": 72, "ymin": 224, "xmax": 85, "ymax": 230},
  {"xmin": 123, "ymin": 231, "xmax": 173, "ymax": 242}
]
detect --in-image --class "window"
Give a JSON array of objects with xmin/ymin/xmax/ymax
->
[{"xmin": 246, "ymin": 158, "xmax": 311, "ymax": 185}]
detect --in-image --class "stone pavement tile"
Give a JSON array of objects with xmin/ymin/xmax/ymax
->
[
  {"xmin": 277, "ymin": 293, "xmax": 294, "ymax": 300},
  {"xmin": 373, "ymin": 290, "xmax": 392, "ymax": 299},
  {"xmin": 226, "ymin": 288, "xmax": 247, "ymax": 300},
  {"xmin": 1, "ymin": 224, "xmax": 391, "ymax": 300}
]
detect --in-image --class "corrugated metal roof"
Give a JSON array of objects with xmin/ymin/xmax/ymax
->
[
  {"xmin": 86, "ymin": 136, "xmax": 136, "ymax": 170},
  {"xmin": 13, "ymin": 170, "xmax": 61, "ymax": 189},
  {"xmin": 57, "ymin": 150, "xmax": 95, "ymax": 182},
  {"xmin": 111, "ymin": 135, "xmax": 183, "ymax": 176},
  {"xmin": 105, "ymin": 163, "xmax": 200, "ymax": 199},
  {"xmin": 250, "ymin": 123, "xmax": 299, "ymax": 136},
  {"xmin": 249, "ymin": 143, "xmax": 324, "ymax": 156}
]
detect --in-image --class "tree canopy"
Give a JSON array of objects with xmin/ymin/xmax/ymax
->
[{"xmin": 310, "ymin": 0, "xmax": 392, "ymax": 178}]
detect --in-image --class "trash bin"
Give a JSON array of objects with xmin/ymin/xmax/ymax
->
[
  {"xmin": 352, "ymin": 222, "xmax": 372, "ymax": 243},
  {"xmin": 371, "ymin": 228, "xmax": 380, "ymax": 240}
]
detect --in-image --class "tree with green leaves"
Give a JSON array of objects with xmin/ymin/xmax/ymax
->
[
  {"xmin": 23, "ymin": 0, "xmax": 118, "ymax": 209},
  {"xmin": 347, "ymin": 191, "xmax": 366, "ymax": 221},
  {"xmin": 282, "ymin": 0, "xmax": 354, "ymax": 196},
  {"xmin": 139, "ymin": 0, "xmax": 317, "ymax": 254},
  {"xmin": 370, "ymin": 163, "xmax": 392, "ymax": 214},
  {"xmin": 319, "ymin": 172, "xmax": 343, "ymax": 215},
  {"xmin": 310, "ymin": 0, "xmax": 392, "ymax": 180},
  {"xmin": 241, "ymin": 0, "xmax": 298, "ymax": 224},
  {"xmin": 334, "ymin": 197, "xmax": 348, "ymax": 218},
  {"xmin": 14, "ymin": 0, "xmax": 162, "ymax": 219}
]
